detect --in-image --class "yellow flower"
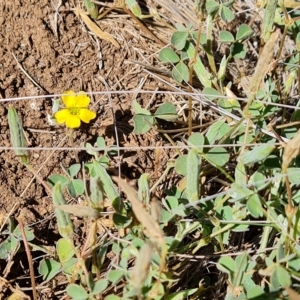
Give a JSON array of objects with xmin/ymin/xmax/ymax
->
[{"xmin": 55, "ymin": 91, "xmax": 96, "ymax": 128}]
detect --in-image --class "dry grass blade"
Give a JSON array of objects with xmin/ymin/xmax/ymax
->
[
  {"xmin": 281, "ymin": 129, "xmax": 300, "ymax": 216},
  {"xmin": 248, "ymin": 29, "xmax": 280, "ymax": 94},
  {"xmin": 282, "ymin": 129, "xmax": 300, "ymax": 168},
  {"xmin": 152, "ymin": 0, "xmax": 197, "ymax": 28},
  {"xmin": 257, "ymin": 0, "xmax": 300, "ymax": 8},
  {"xmin": 55, "ymin": 204, "xmax": 101, "ymax": 219},
  {"xmin": 285, "ymin": 287, "xmax": 300, "ymax": 300},
  {"xmin": 150, "ymin": 197, "xmax": 162, "ymax": 223},
  {"xmin": 74, "ymin": 7, "xmax": 120, "ymax": 49},
  {"xmin": 112, "ymin": 176, "xmax": 165, "ymax": 246}
]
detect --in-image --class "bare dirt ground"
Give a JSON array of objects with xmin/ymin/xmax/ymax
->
[{"xmin": 0, "ymin": 0, "xmax": 173, "ymax": 219}]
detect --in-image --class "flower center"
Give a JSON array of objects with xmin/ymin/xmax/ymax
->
[{"xmin": 69, "ymin": 107, "xmax": 80, "ymax": 115}]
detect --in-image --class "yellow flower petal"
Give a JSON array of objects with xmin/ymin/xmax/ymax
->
[
  {"xmin": 79, "ymin": 108, "xmax": 96, "ymax": 123},
  {"xmin": 76, "ymin": 91, "xmax": 90, "ymax": 107},
  {"xmin": 62, "ymin": 90, "xmax": 76, "ymax": 107},
  {"xmin": 55, "ymin": 109, "xmax": 70, "ymax": 124},
  {"xmin": 65, "ymin": 114, "xmax": 81, "ymax": 128}
]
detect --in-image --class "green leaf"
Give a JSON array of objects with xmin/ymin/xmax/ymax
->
[
  {"xmin": 108, "ymin": 269, "xmax": 125, "ymax": 285},
  {"xmin": 230, "ymin": 42, "xmax": 246, "ymax": 59},
  {"xmin": 0, "ymin": 236, "xmax": 20, "ymax": 260},
  {"xmin": 217, "ymin": 256, "xmax": 235, "ymax": 274},
  {"xmin": 234, "ymin": 253, "xmax": 248, "ymax": 285},
  {"xmin": 132, "ymin": 99, "xmax": 151, "ymax": 115},
  {"xmin": 133, "ymin": 114, "xmax": 154, "ymax": 134},
  {"xmin": 38, "ymin": 258, "xmax": 61, "ymax": 281},
  {"xmin": 288, "ymin": 258, "xmax": 300, "ymax": 271},
  {"xmin": 218, "ymin": 98, "xmax": 240, "ymax": 112},
  {"xmin": 8, "ymin": 106, "xmax": 29, "ymax": 164},
  {"xmin": 154, "ymin": 102, "xmax": 177, "ymax": 121},
  {"xmin": 160, "ymin": 208, "xmax": 174, "ymax": 222},
  {"xmin": 185, "ymin": 41, "xmax": 212, "ymax": 87},
  {"xmin": 99, "ymin": 156, "xmax": 109, "ymax": 166},
  {"xmin": 220, "ymin": 6, "xmax": 234, "ymax": 22},
  {"xmin": 13, "ymin": 225, "xmax": 35, "ymax": 241},
  {"xmin": 138, "ymin": 173, "xmax": 150, "ymax": 204},
  {"xmin": 84, "ymin": 0, "xmax": 98, "ymax": 19},
  {"xmin": 90, "ymin": 176, "xmax": 104, "ymax": 210},
  {"xmin": 188, "ymin": 133, "xmax": 205, "ymax": 153},
  {"xmin": 205, "ymin": 119, "xmax": 231, "ymax": 144},
  {"xmin": 92, "ymin": 279, "xmax": 108, "ymax": 294},
  {"xmin": 219, "ymin": 30, "xmax": 235, "ymax": 43},
  {"xmin": 113, "ymin": 213, "xmax": 132, "ymax": 228},
  {"xmin": 159, "ymin": 48, "xmax": 180, "ymax": 63},
  {"xmin": 175, "ymin": 23, "xmax": 188, "ymax": 31},
  {"xmin": 165, "ymin": 196, "xmax": 179, "ymax": 211},
  {"xmin": 287, "ymin": 168, "xmax": 300, "ymax": 184},
  {"xmin": 206, "ymin": 0, "xmax": 219, "ymax": 14},
  {"xmin": 68, "ymin": 164, "xmax": 81, "ymax": 177},
  {"xmin": 249, "ymin": 101, "xmax": 264, "ymax": 117},
  {"xmin": 230, "ymin": 183, "xmax": 254, "ymax": 201},
  {"xmin": 66, "ymin": 284, "xmax": 89, "ymax": 300},
  {"xmin": 96, "ymin": 136, "xmax": 106, "ymax": 148},
  {"xmin": 247, "ymin": 194, "xmax": 263, "ymax": 218},
  {"xmin": 166, "ymin": 289, "xmax": 198, "ymax": 300},
  {"xmin": 223, "ymin": 0, "xmax": 235, "ymax": 8},
  {"xmin": 296, "ymin": 32, "xmax": 300, "ymax": 51},
  {"xmin": 274, "ymin": 265, "xmax": 291, "ymax": 287},
  {"xmin": 126, "ymin": 0, "xmax": 142, "ymax": 17},
  {"xmin": 186, "ymin": 149, "xmax": 201, "ymax": 202},
  {"xmin": 48, "ymin": 174, "xmax": 69, "ymax": 188},
  {"xmin": 248, "ymin": 171, "xmax": 268, "ymax": 191},
  {"xmin": 86, "ymin": 161, "xmax": 124, "ymax": 215},
  {"xmin": 236, "ymin": 24, "xmax": 254, "ymax": 41},
  {"xmin": 246, "ymin": 285, "xmax": 265, "ymax": 299},
  {"xmin": 175, "ymin": 155, "xmax": 187, "ymax": 176},
  {"xmin": 57, "ymin": 238, "xmax": 75, "ymax": 263},
  {"xmin": 62, "ymin": 257, "xmax": 77, "ymax": 275},
  {"xmin": 104, "ymin": 296, "xmax": 121, "ymax": 300},
  {"xmin": 203, "ymin": 87, "xmax": 222, "ymax": 101},
  {"xmin": 206, "ymin": 147, "xmax": 229, "ymax": 167},
  {"xmin": 85, "ymin": 142, "xmax": 98, "ymax": 157},
  {"xmin": 171, "ymin": 31, "xmax": 189, "ymax": 50},
  {"xmin": 53, "ymin": 182, "xmax": 74, "ymax": 238},
  {"xmin": 68, "ymin": 179, "xmax": 85, "ymax": 197},
  {"xmin": 217, "ymin": 55, "xmax": 228, "ymax": 81},
  {"xmin": 172, "ymin": 61, "xmax": 189, "ymax": 83},
  {"xmin": 239, "ymin": 145, "xmax": 275, "ymax": 165}
]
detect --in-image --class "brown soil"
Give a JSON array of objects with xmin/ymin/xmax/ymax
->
[
  {"xmin": 0, "ymin": 0, "xmax": 181, "ymax": 298},
  {"xmin": 0, "ymin": 0, "xmax": 173, "ymax": 216}
]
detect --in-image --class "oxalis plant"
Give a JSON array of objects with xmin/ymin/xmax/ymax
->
[{"xmin": 7, "ymin": 93, "xmax": 199, "ymax": 300}]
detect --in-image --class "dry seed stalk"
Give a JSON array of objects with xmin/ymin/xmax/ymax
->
[
  {"xmin": 113, "ymin": 176, "xmax": 165, "ymax": 246},
  {"xmin": 241, "ymin": 29, "xmax": 280, "ymax": 154},
  {"xmin": 131, "ymin": 242, "xmax": 154, "ymax": 288},
  {"xmin": 248, "ymin": 29, "xmax": 280, "ymax": 98},
  {"xmin": 113, "ymin": 176, "xmax": 167, "ymax": 293}
]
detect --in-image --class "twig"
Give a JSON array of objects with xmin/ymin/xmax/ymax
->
[
  {"xmin": 11, "ymin": 52, "xmax": 46, "ymax": 92},
  {"xmin": 17, "ymin": 218, "xmax": 38, "ymax": 300}
]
